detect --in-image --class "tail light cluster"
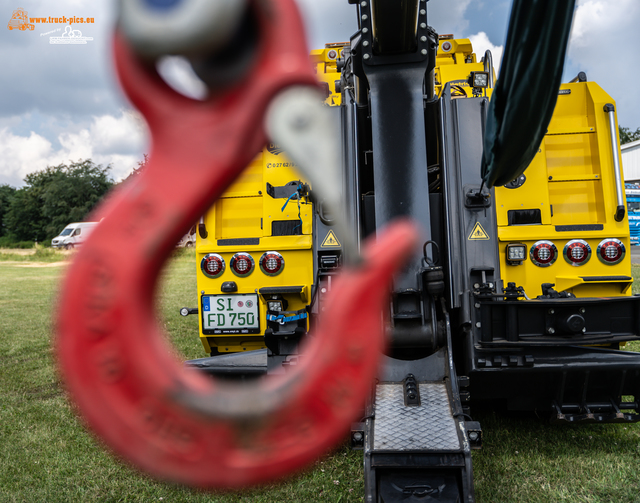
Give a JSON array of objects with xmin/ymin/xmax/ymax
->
[
  {"xmin": 201, "ymin": 251, "xmax": 284, "ymax": 278},
  {"xmin": 259, "ymin": 251, "xmax": 285, "ymax": 276},
  {"xmin": 530, "ymin": 240, "xmax": 558, "ymax": 267},
  {"xmin": 230, "ymin": 252, "xmax": 254, "ymax": 277},
  {"xmin": 597, "ymin": 239, "xmax": 625, "ymax": 265},
  {"xmin": 507, "ymin": 239, "xmax": 626, "ymax": 267}
]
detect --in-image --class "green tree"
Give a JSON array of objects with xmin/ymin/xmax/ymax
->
[
  {"xmin": 3, "ymin": 187, "xmax": 43, "ymax": 241},
  {"xmin": 4, "ymin": 159, "xmax": 114, "ymax": 242},
  {"xmin": 39, "ymin": 159, "xmax": 113, "ymax": 238},
  {"xmin": 619, "ymin": 126, "xmax": 640, "ymax": 145},
  {"xmin": 0, "ymin": 184, "xmax": 16, "ymax": 237}
]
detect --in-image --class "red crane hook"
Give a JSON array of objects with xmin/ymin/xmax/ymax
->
[{"xmin": 56, "ymin": 0, "xmax": 419, "ymax": 489}]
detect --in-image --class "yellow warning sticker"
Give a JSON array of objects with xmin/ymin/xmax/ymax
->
[
  {"xmin": 468, "ymin": 222, "xmax": 489, "ymax": 240},
  {"xmin": 321, "ymin": 230, "xmax": 341, "ymax": 248}
]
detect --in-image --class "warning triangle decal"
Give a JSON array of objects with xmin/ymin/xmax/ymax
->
[
  {"xmin": 468, "ymin": 222, "xmax": 489, "ymax": 241},
  {"xmin": 321, "ymin": 230, "xmax": 341, "ymax": 248}
]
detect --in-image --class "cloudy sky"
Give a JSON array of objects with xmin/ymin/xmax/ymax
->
[{"xmin": 1, "ymin": 0, "xmax": 639, "ymax": 187}]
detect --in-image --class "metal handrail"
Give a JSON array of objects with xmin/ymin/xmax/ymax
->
[
  {"xmin": 483, "ymin": 50, "xmax": 494, "ymax": 88},
  {"xmin": 604, "ymin": 103, "xmax": 625, "ymax": 222}
]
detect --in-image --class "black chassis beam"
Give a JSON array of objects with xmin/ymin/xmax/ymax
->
[
  {"xmin": 465, "ymin": 296, "xmax": 640, "ymax": 418},
  {"xmin": 476, "ymin": 296, "xmax": 640, "ymax": 347}
]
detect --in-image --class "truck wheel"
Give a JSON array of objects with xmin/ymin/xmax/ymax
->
[
  {"xmin": 185, "ymin": 241, "xmax": 193, "ymax": 248},
  {"xmin": 65, "ymin": 244, "xmax": 74, "ymax": 250}
]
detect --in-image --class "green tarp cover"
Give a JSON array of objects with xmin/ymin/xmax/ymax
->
[{"xmin": 481, "ymin": 0, "xmax": 576, "ymax": 188}]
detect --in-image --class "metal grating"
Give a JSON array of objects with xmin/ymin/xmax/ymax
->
[{"xmin": 373, "ymin": 383, "xmax": 461, "ymax": 451}]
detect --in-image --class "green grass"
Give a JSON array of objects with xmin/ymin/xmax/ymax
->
[
  {"xmin": 0, "ymin": 245, "xmax": 68, "ymax": 262},
  {"xmin": 0, "ymin": 250, "xmax": 362, "ymax": 503},
  {"xmin": 0, "ymin": 250, "xmax": 640, "ymax": 502}
]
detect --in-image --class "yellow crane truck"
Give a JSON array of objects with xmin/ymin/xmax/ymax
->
[{"xmin": 183, "ymin": 3, "xmax": 639, "ymax": 501}]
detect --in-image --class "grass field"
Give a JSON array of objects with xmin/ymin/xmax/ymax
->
[{"xmin": 0, "ymin": 249, "xmax": 639, "ymax": 502}]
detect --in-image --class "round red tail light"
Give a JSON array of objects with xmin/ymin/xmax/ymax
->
[
  {"xmin": 530, "ymin": 240, "xmax": 557, "ymax": 267},
  {"xmin": 597, "ymin": 238, "xmax": 625, "ymax": 265},
  {"xmin": 563, "ymin": 239, "xmax": 591, "ymax": 266},
  {"xmin": 230, "ymin": 252, "xmax": 255, "ymax": 276},
  {"xmin": 259, "ymin": 251, "xmax": 284, "ymax": 276},
  {"xmin": 201, "ymin": 253, "xmax": 225, "ymax": 278}
]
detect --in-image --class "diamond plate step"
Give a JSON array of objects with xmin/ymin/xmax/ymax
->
[{"xmin": 373, "ymin": 382, "xmax": 461, "ymax": 451}]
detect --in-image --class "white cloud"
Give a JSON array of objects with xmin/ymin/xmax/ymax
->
[
  {"xmin": 0, "ymin": 111, "xmax": 147, "ymax": 187},
  {"xmin": 566, "ymin": 0, "xmax": 640, "ymax": 127},
  {"xmin": 428, "ymin": 0, "xmax": 473, "ymax": 36},
  {"xmin": 294, "ymin": 0, "xmax": 358, "ymax": 49},
  {"xmin": 569, "ymin": 0, "xmax": 630, "ymax": 49},
  {"xmin": 468, "ymin": 32, "xmax": 503, "ymax": 76},
  {"xmin": 89, "ymin": 111, "xmax": 147, "ymax": 155},
  {"xmin": 0, "ymin": 129, "xmax": 53, "ymax": 184}
]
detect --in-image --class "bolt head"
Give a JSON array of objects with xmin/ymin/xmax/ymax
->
[
  {"xmin": 469, "ymin": 432, "xmax": 479, "ymax": 441},
  {"xmin": 363, "ymin": 53, "xmax": 370, "ymax": 60}
]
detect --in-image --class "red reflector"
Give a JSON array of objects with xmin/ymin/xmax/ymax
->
[
  {"xmin": 259, "ymin": 251, "xmax": 284, "ymax": 276},
  {"xmin": 530, "ymin": 240, "xmax": 557, "ymax": 267},
  {"xmin": 230, "ymin": 253, "xmax": 255, "ymax": 277},
  {"xmin": 597, "ymin": 238, "xmax": 625, "ymax": 265},
  {"xmin": 201, "ymin": 253, "xmax": 225, "ymax": 279},
  {"xmin": 563, "ymin": 239, "xmax": 591, "ymax": 266}
]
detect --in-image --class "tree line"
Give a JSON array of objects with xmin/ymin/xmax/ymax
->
[
  {"xmin": 0, "ymin": 126, "xmax": 638, "ymax": 248},
  {"xmin": 620, "ymin": 126, "xmax": 640, "ymax": 145},
  {"xmin": 0, "ymin": 159, "xmax": 113, "ymax": 246}
]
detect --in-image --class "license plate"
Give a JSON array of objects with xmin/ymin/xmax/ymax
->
[{"xmin": 201, "ymin": 294, "xmax": 260, "ymax": 335}]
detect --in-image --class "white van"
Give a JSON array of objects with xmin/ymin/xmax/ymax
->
[{"xmin": 51, "ymin": 222, "xmax": 98, "ymax": 249}]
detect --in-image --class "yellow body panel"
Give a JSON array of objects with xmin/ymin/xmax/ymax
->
[
  {"xmin": 433, "ymin": 38, "xmax": 631, "ymax": 301},
  {"xmin": 310, "ymin": 44, "xmax": 345, "ymax": 106},
  {"xmin": 434, "ymin": 37, "xmax": 492, "ymax": 98},
  {"xmin": 196, "ymin": 45, "xmax": 344, "ymax": 354},
  {"xmin": 196, "ymin": 149, "xmax": 313, "ymax": 353},
  {"xmin": 494, "ymin": 82, "xmax": 631, "ymax": 298}
]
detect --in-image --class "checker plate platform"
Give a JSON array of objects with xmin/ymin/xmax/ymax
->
[{"xmin": 373, "ymin": 383, "xmax": 461, "ymax": 451}]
